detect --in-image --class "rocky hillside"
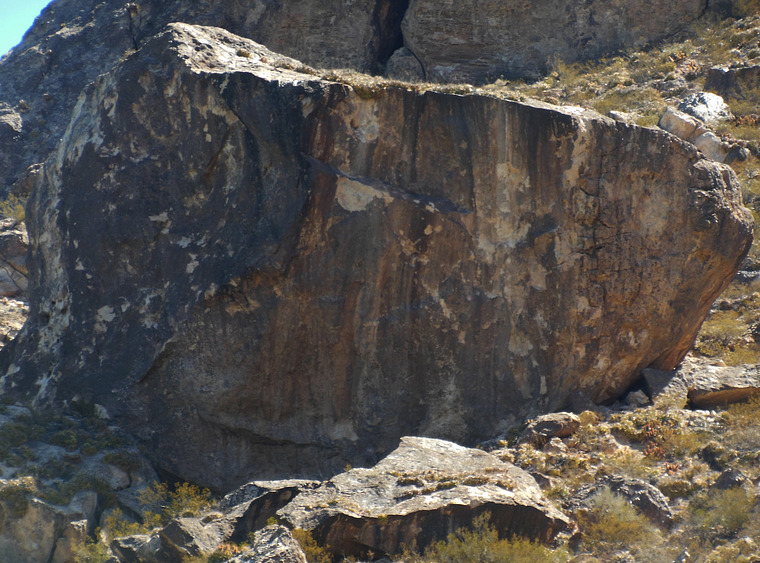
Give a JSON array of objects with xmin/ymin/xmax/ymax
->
[{"xmin": 0, "ymin": 0, "xmax": 759, "ymax": 562}]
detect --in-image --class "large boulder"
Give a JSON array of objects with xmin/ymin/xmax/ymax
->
[
  {"xmin": 277, "ymin": 436, "xmax": 571, "ymax": 558},
  {"xmin": 0, "ymin": 24, "xmax": 752, "ymax": 489}
]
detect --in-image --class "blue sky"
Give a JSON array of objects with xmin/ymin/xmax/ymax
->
[{"xmin": 0, "ymin": 0, "xmax": 53, "ymax": 57}]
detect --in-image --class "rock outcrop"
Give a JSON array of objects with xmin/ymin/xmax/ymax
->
[
  {"xmin": 278, "ymin": 436, "xmax": 570, "ymax": 558},
  {"xmin": 109, "ymin": 438, "xmax": 570, "ymax": 562},
  {"xmin": 0, "ymin": 23, "xmax": 751, "ymax": 489},
  {"xmin": 705, "ymin": 64, "xmax": 760, "ymax": 101},
  {"xmin": 658, "ymin": 106, "xmax": 738, "ymax": 164},
  {"xmin": 568, "ymin": 475, "xmax": 674, "ymax": 528},
  {"xmin": 644, "ymin": 357, "xmax": 760, "ymax": 409},
  {"xmin": 401, "ymin": 0, "xmax": 707, "ymax": 82}
]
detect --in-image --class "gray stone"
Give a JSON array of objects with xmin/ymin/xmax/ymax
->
[
  {"xmin": 624, "ymin": 389, "xmax": 650, "ymax": 407},
  {"xmin": 678, "ymin": 92, "xmax": 733, "ymax": 123},
  {"xmin": 0, "ymin": 0, "xmax": 408, "ymax": 193},
  {"xmin": 218, "ymin": 480, "xmax": 320, "ymax": 542},
  {"xmin": 643, "ymin": 356, "xmax": 760, "ymax": 409},
  {"xmin": 110, "ymin": 534, "xmax": 164, "ymax": 563},
  {"xmin": 659, "ymin": 106, "xmax": 732, "ymax": 163},
  {"xmin": 711, "ymin": 468, "xmax": 747, "ymax": 490},
  {"xmin": 686, "ymin": 364, "xmax": 760, "ymax": 408},
  {"xmin": 659, "ymin": 107, "xmax": 708, "ymax": 142},
  {"xmin": 159, "ymin": 517, "xmax": 226, "ymax": 560},
  {"xmin": 0, "ymin": 24, "xmax": 751, "ymax": 489},
  {"xmin": 693, "ymin": 131, "xmax": 732, "ymax": 163},
  {"xmin": 228, "ymin": 525, "xmax": 307, "ymax": 563},
  {"xmin": 0, "ymin": 485, "xmax": 97, "ymax": 563},
  {"xmin": 278, "ymin": 436, "xmax": 570, "ymax": 558}
]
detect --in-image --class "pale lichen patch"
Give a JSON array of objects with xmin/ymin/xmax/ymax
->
[{"xmin": 335, "ymin": 177, "xmax": 390, "ymax": 212}]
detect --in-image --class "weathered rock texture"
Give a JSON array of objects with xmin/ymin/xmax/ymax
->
[
  {"xmin": 0, "ymin": 0, "xmax": 731, "ymax": 194},
  {"xmin": 277, "ymin": 437, "xmax": 570, "ymax": 558},
  {"xmin": 0, "ymin": 24, "xmax": 752, "ymax": 489},
  {"xmin": 0, "ymin": 0, "xmax": 407, "ymax": 192},
  {"xmin": 106, "ymin": 439, "xmax": 566, "ymax": 561},
  {"xmin": 401, "ymin": 0, "xmax": 708, "ymax": 82}
]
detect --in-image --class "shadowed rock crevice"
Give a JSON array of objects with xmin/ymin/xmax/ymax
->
[{"xmin": 372, "ymin": 0, "xmax": 411, "ymax": 72}]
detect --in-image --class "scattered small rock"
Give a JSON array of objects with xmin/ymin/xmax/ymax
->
[{"xmin": 521, "ymin": 413, "xmax": 581, "ymax": 447}]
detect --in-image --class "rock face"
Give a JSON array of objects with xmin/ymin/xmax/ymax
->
[
  {"xmin": 0, "ymin": 23, "xmax": 752, "ymax": 489},
  {"xmin": 0, "ymin": 485, "xmax": 95, "ymax": 563},
  {"xmin": 401, "ymin": 0, "xmax": 707, "ymax": 82},
  {"xmin": 277, "ymin": 436, "xmax": 570, "ymax": 558}
]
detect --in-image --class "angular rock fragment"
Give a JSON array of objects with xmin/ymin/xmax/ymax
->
[
  {"xmin": 218, "ymin": 480, "xmax": 321, "ymax": 542},
  {"xmin": 568, "ymin": 475, "xmax": 674, "ymax": 528},
  {"xmin": 277, "ymin": 436, "xmax": 570, "ymax": 558},
  {"xmin": 1, "ymin": 23, "xmax": 752, "ymax": 488},
  {"xmin": 705, "ymin": 64, "xmax": 760, "ymax": 101},
  {"xmin": 230, "ymin": 525, "xmax": 307, "ymax": 563},
  {"xmin": 110, "ymin": 534, "xmax": 163, "ymax": 563},
  {"xmin": 658, "ymin": 107, "xmax": 733, "ymax": 163},
  {"xmin": 686, "ymin": 365, "xmax": 760, "ymax": 408},
  {"xmin": 678, "ymin": 92, "xmax": 733, "ymax": 124},
  {"xmin": 520, "ymin": 412, "xmax": 581, "ymax": 447}
]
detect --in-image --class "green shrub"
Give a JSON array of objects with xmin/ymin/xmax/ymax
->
[
  {"xmin": 0, "ymin": 194, "xmax": 26, "ymax": 224},
  {"xmin": 103, "ymin": 507, "xmax": 155, "ymax": 539},
  {"xmin": 689, "ymin": 487, "xmax": 757, "ymax": 540},
  {"xmin": 398, "ymin": 513, "xmax": 571, "ymax": 563},
  {"xmin": 139, "ymin": 481, "xmax": 213, "ymax": 522},
  {"xmin": 0, "ymin": 477, "xmax": 37, "ymax": 518},
  {"xmin": 291, "ymin": 528, "xmax": 332, "ymax": 563},
  {"xmin": 74, "ymin": 535, "xmax": 111, "ymax": 563},
  {"xmin": 49, "ymin": 429, "xmax": 78, "ymax": 450},
  {"xmin": 576, "ymin": 487, "xmax": 664, "ymax": 559}
]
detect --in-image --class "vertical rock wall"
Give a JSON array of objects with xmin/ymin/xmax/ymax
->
[{"xmin": 402, "ymin": 0, "xmax": 708, "ymax": 82}]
